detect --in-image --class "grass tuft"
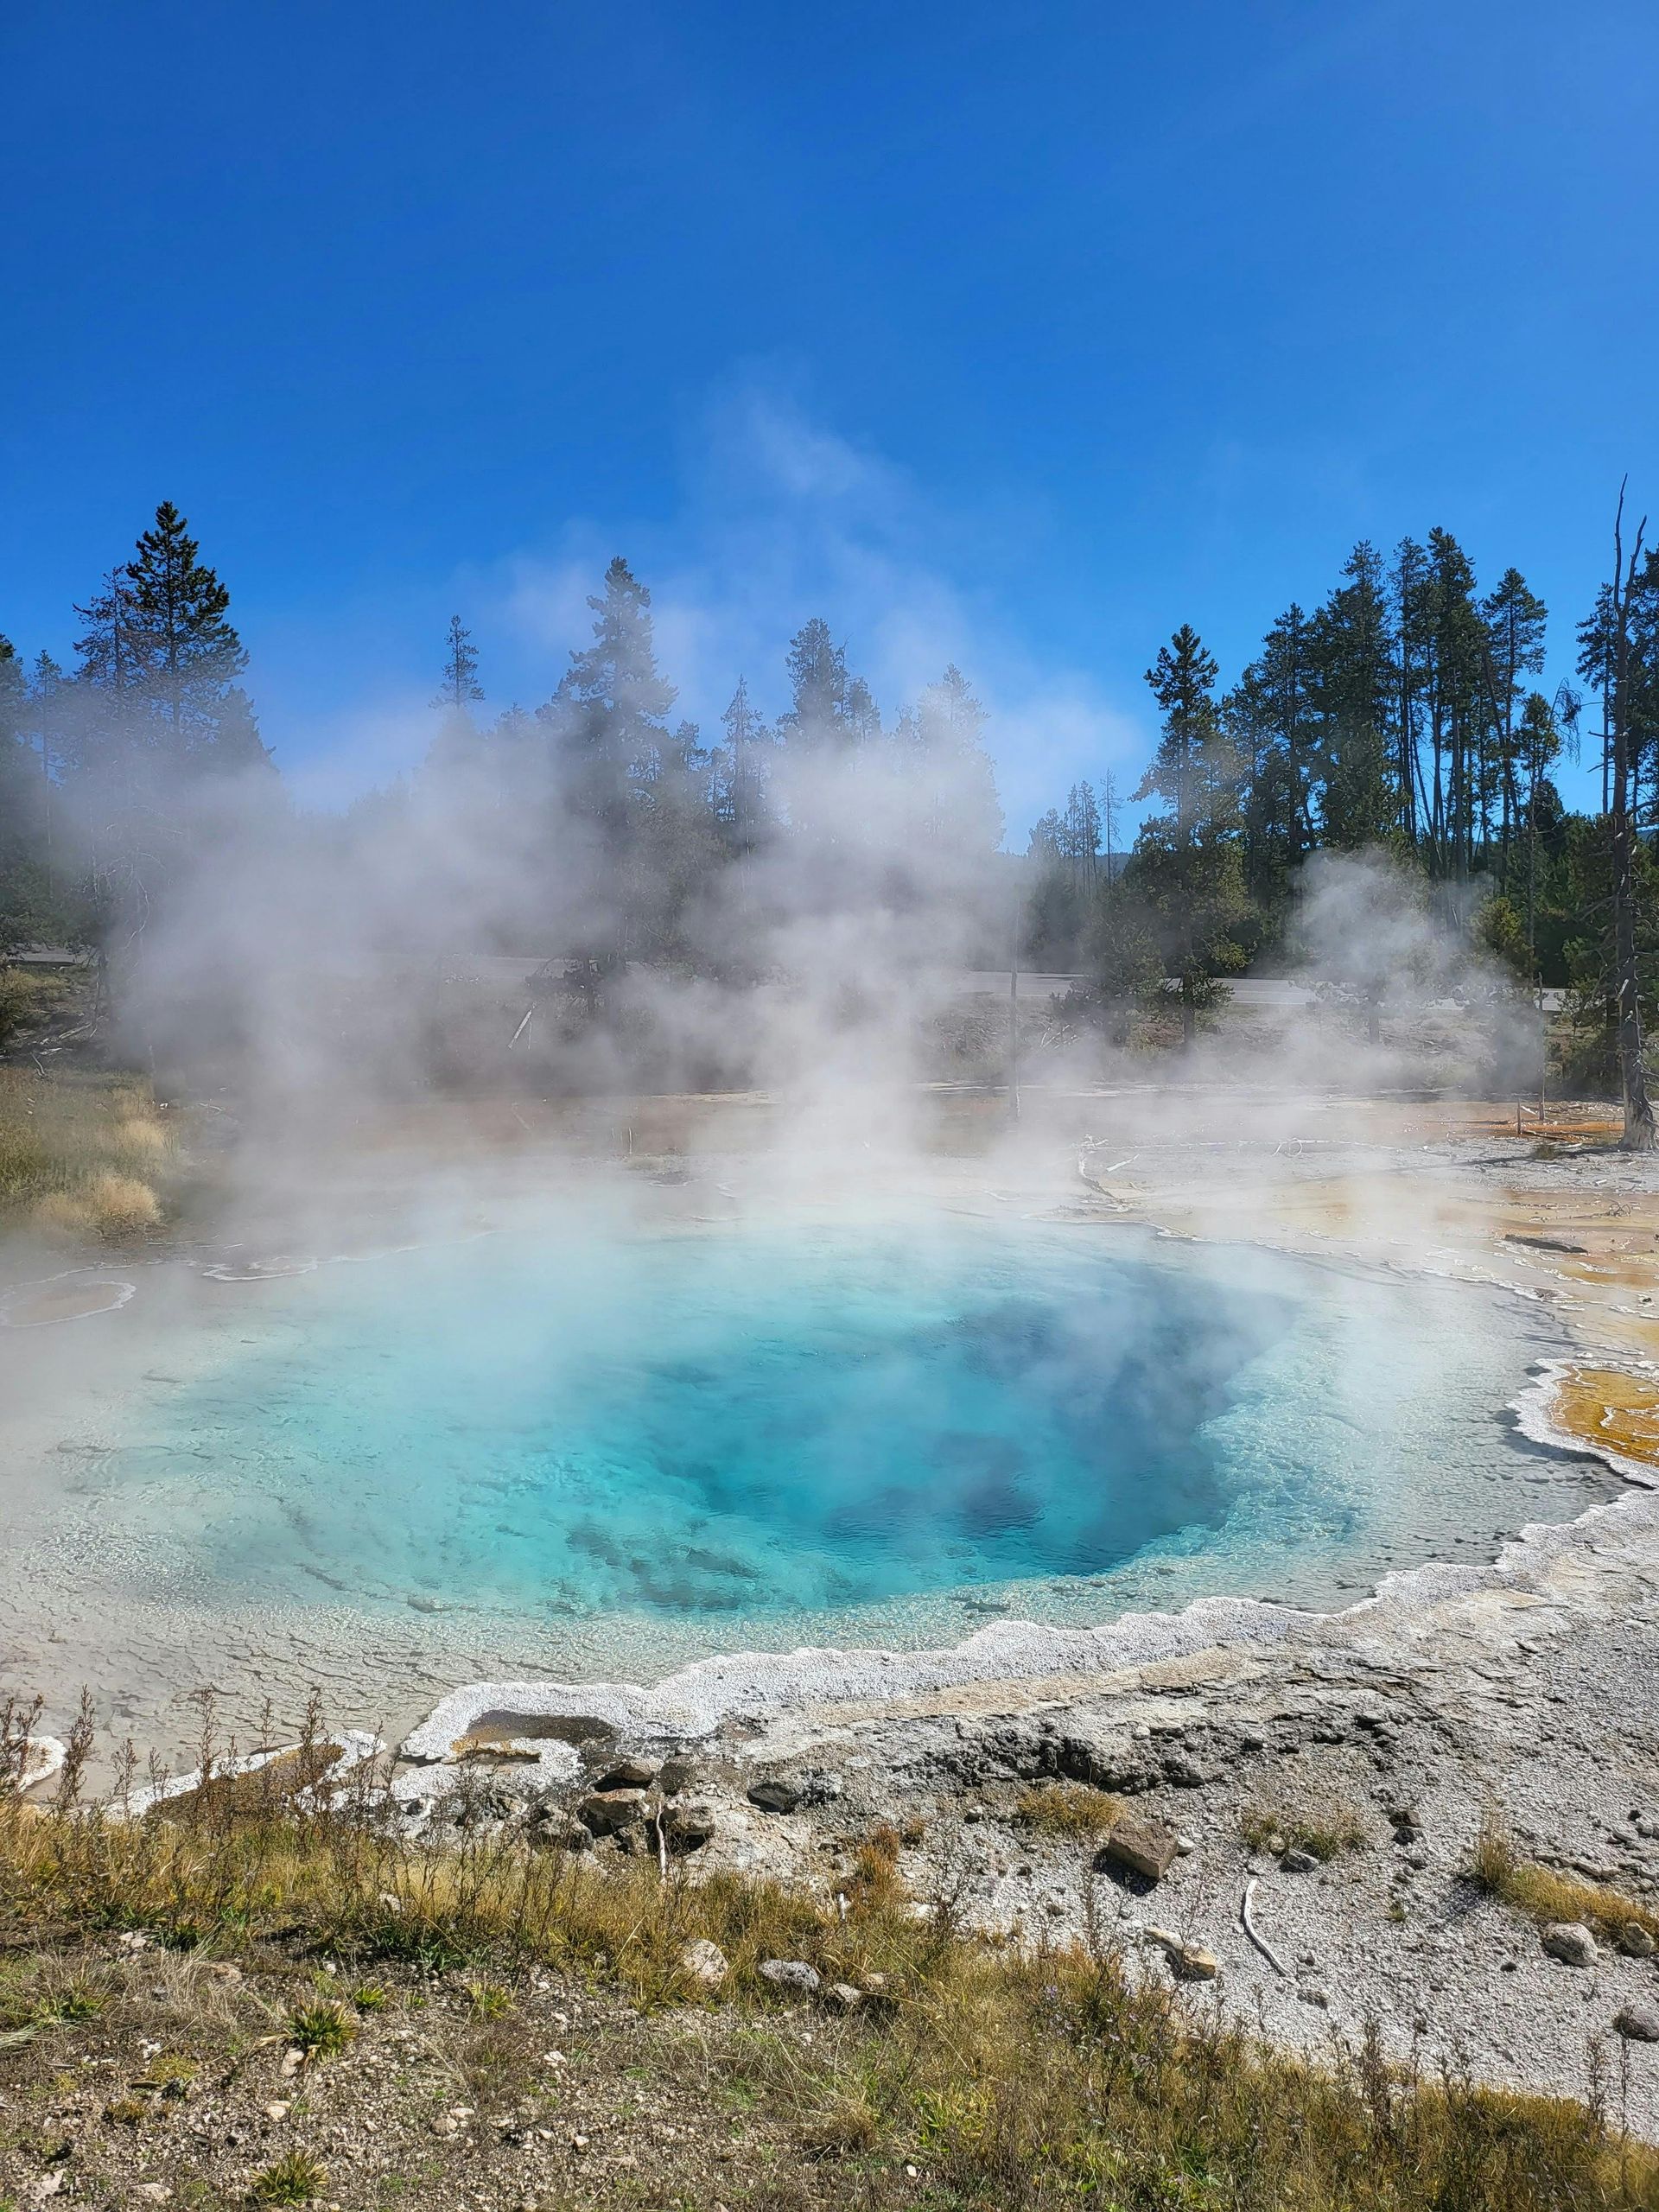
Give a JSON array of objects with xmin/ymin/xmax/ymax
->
[
  {"xmin": 248, "ymin": 2150, "xmax": 328, "ymax": 2204},
  {"xmin": 1241, "ymin": 1786, "xmax": 1370, "ymax": 1861},
  {"xmin": 284, "ymin": 1999, "xmax": 355, "ymax": 2059},
  {"xmin": 1013, "ymin": 1783, "xmax": 1124, "ymax": 1838},
  {"xmin": 1471, "ymin": 1805, "xmax": 1659, "ymax": 1945}
]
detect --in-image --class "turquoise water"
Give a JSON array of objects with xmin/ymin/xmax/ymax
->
[{"xmin": 93, "ymin": 1211, "xmax": 1611, "ymax": 1645}]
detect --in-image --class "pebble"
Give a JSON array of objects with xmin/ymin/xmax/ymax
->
[
  {"xmin": 1614, "ymin": 2005, "xmax": 1659, "ymax": 2043},
  {"xmin": 1281, "ymin": 1848, "xmax": 1319, "ymax": 1874},
  {"xmin": 1618, "ymin": 1923, "xmax": 1657, "ymax": 1959}
]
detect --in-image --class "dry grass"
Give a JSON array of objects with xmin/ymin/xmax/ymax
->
[
  {"xmin": 1471, "ymin": 1808, "xmax": 1659, "ymax": 1948},
  {"xmin": 1013, "ymin": 1782, "xmax": 1125, "ymax": 1838},
  {"xmin": 0, "ymin": 1066, "xmax": 175, "ymax": 1238},
  {"xmin": 0, "ymin": 1743, "xmax": 1656, "ymax": 2211},
  {"xmin": 1242, "ymin": 1783, "xmax": 1372, "ymax": 1862}
]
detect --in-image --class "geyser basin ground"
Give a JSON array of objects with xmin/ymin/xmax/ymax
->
[{"xmin": 22, "ymin": 1205, "xmax": 1620, "ymax": 1675}]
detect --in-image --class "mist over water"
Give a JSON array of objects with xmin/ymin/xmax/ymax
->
[{"xmin": 65, "ymin": 1209, "xmax": 1607, "ymax": 1660}]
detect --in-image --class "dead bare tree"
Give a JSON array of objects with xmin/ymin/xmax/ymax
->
[{"xmin": 1609, "ymin": 482, "xmax": 1655, "ymax": 1150}]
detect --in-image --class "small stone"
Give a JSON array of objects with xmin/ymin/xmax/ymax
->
[
  {"xmin": 679, "ymin": 1938, "xmax": 728, "ymax": 1989},
  {"xmin": 826, "ymin": 1982, "xmax": 863, "ymax": 2010},
  {"xmin": 1618, "ymin": 1923, "xmax": 1656, "ymax": 1959},
  {"xmin": 1541, "ymin": 1922, "xmax": 1598, "ymax": 1967},
  {"xmin": 576, "ymin": 1787, "xmax": 647, "ymax": 1835},
  {"xmin": 658, "ymin": 1757, "xmax": 696, "ymax": 1796},
  {"xmin": 569, "ymin": 2133, "xmax": 589, "ymax": 2151},
  {"xmin": 1164, "ymin": 1757, "xmax": 1207, "ymax": 1789},
  {"xmin": 1144, "ymin": 1927, "xmax": 1217, "ymax": 1980},
  {"xmin": 594, "ymin": 1757, "xmax": 658, "ymax": 1790},
  {"xmin": 279, "ymin": 2046, "xmax": 304, "ymax": 2076},
  {"xmin": 1298, "ymin": 1986, "xmax": 1330, "ymax": 2008},
  {"xmin": 1614, "ymin": 2004, "xmax": 1659, "ymax": 2042},
  {"xmin": 757, "ymin": 1958, "xmax": 821, "ymax": 1995},
  {"xmin": 1281, "ymin": 1848, "xmax": 1319, "ymax": 1874},
  {"xmin": 264, "ymin": 2101, "xmax": 290, "ymax": 2121},
  {"xmin": 1104, "ymin": 1814, "xmax": 1180, "ymax": 1883},
  {"xmin": 1175, "ymin": 1834, "xmax": 1196, "ymax": 1855},
  {"xmin": 747, "ymin": 1777, "xmax": 802, "ymax": 1815}
]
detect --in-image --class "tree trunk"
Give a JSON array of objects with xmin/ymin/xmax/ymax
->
[{"xmin": 1610, "ymin": 492, "xmax": 1655, "ymax": 1150}]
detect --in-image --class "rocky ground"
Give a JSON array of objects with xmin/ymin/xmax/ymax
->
[{"xmin": 11, "ymin": 1090, "xmax": 1659, "ymax": 2187}]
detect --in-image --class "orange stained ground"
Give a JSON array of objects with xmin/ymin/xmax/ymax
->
[{"xmin": 1550, "ymin": 1367, "xmax": 1659, "ymax": 1470}]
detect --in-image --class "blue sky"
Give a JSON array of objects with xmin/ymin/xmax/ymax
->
[{"xmin": 3, "ymin": 0, "xmax": 1656, "ymax": 827}]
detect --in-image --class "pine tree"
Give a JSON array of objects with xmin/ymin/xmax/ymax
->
[
  {"xmin": 1482, "ymin": 567, "xmax": 1548, "ymax": 887},
  {"xmin": 544, "ymin": 556, "xmax": 677, "ymax": 969},
  {"xmin": 1227, "ymin": 602, "xmax": 1315, "ymax": 918},
  {"xmin": 1605, "ymin": 493, "xmax": 1655, "ymax": 1147},
  {"xmin": 122, "ymin": 501, "xmax": 259, "ymax": 765},
  {"xmin": 434, "ymin": 615, "xmax": 484, "ymax": 715},
  {"xmin": 711, "ymin": 677, "xmax": 775, "ymax": 854},
  {"xmin": 1423, "ymin": 529, "xmax": 1486, "ymax": 879},
  {"xmin": 1311, "ymin": 542, "xmax": 1395, "ymax": 849},
  {"xmin": 779, "ymin": 618, "xmax": 850, "ymax": 748},
  {"xmin": 1390, "ymin": 537, "xmax": 1432, "ymax": 843},
  {"xmin": 1132, "ymin": 625, "xmax": 1251, "ymax": 1043},
  {"xmin": 906, "ymin": 665, "xmax": 1001, "ymax": 855}
]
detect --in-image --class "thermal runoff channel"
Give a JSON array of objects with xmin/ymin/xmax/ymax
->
[{"xmin": 86, "ymin": 1211, "xmax": 1599, "ymax": 1649}]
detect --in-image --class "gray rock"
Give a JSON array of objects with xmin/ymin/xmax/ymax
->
[
  {"xmin": 826, "ymin": 1982, "xmax": 863, "ymax": 2010},
  {"xmin": 1541, "ymin": 1922, "xmax": 1598, "ymax": 1967},
  {"xmin": 576, "ymin": 1787, "xmax": 647, "ymax": 1836},
  {"xmin": 1281, "ymin": 1848, "xmax": 1320, "ymax": 1874},
  {"xmin": 678, "ymin": 1938, "xmax": 728, "ymax": 1989},
  {"xmin": 1617, "ymin": 1922, "xmax": 1657, "ymax": 1959},
  {"xmin": 758, "ymin": 1959, "xmax": 821, "ymax": 1995},
  {"xmin": 658, "ymin": 1757, "xmax": 696, "ymax": 1796},
  {"xmin": 662, "ymin": 1799, "xmax": 717, "ymax": 1851},
  {"xmin": 1614, "ymin": 2004, "xmax": 1659, "ymax": 2042},
  {"xmin": 1164, "ymin": 1757, "xmax": 1209, "ymax": 1789},
  {"xmin": 525, "ymin": 1807, "xmax": 594, "ymax": 1853},
  {"xmin": 594, "ymin": 1757, "xmax": 658, "ymax": 1790},
  {"xmin": 747, "ymin": 1777, "xmax": 802, "ymax": 1815}
]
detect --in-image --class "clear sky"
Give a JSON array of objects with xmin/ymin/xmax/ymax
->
[{"xmin": 3, "ymin": 0, "xmax": 1656, "ymax": 827}]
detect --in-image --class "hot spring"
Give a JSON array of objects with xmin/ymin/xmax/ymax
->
[{"xmin": 14, "ymin": 1203, "xmax": 1619, "ymax": 1681}]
